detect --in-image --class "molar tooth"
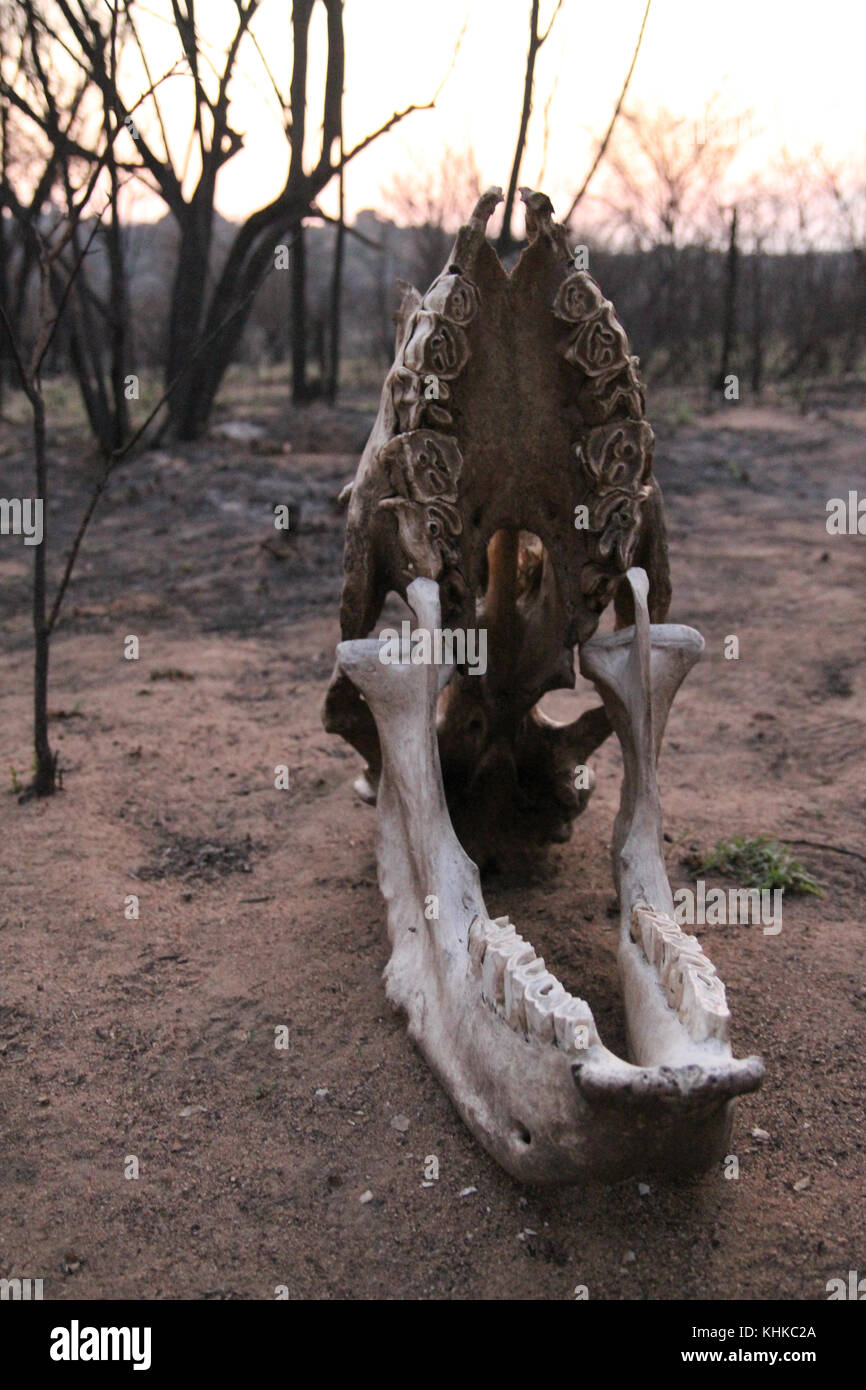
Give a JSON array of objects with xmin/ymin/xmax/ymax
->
[
  {"xmin": 632, "ymin": 906, "xmax": 668, "ymax": 966},
  {"xmin": 468, "ymin": 915, "xmax": 487, "ymax": 967},
  {"xmin": 680, "ymin": 967, "xmax": 730, "ymax": 1043},
  {"xmin": 630, "ymin": 903, "xmax": 652, "ymax": 950},
  {"xmin": 667, "ymin": 958, "xmax": 690, "ymax": 1011},
  {"xmin": 633, "ymin": 908, "xmax": 731, "ymax": 1042},
  {"xmin": 553, "ymin": 996, "xmax": 597, "ymax": 1054},
  {"xmin": 661, "ymin": 936, "xmax": 704, "ymax": 1007},
  {"xmin": 634, "ymin": 908, "xmax": 702, "ymax": 989},
  {"xmin": 481, "ymin": 945, "xmax": 501, "ymax": 1005},
  {"xmin": 504, "ymin": 952, "xmax": 543, "ymax": 1033},
  {"xmin": 661, "ymin": 929, "xmax": 700, "ymax": 974},
  {"xmin": 668, "ymin": 951, "xmax": 710, "ymax": 1010},
  {"xmin": 485, "ymin": 920, "xmax": 521, "ymax": 953},
  {"xmin": 481, "ymin": 925, "xmax": 528, "ymax": 1009},
  {"xmin": 567, "ymin": 1018, "xmax": 596, "ymax": 1055},
  {"xmin": 653, "ymin": 924, "xmax": 681, "ymax": 971},
  {"xmin": 524, "ymin": 973, "xmax": 568, "ymax": 1043}
]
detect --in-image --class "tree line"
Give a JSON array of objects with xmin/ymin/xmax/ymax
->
[{"xmin": 1, "ymin": 0, "xmax": 863, "ymax": 800}]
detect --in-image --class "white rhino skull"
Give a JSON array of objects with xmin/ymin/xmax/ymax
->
[{"xmin": 324, "ymin": 189, "xmax": 763, "ymax": 1183}]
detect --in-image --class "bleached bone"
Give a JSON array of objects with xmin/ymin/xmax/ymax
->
[
  {"xmin": 630, "ymin": 907, "xmax": 730, "ymax": 1044},
  {"xmin": 323, "ymin": 187, "xmax": 673, "ymax": 868},
  {"xmin": 336, "ymin": 571, "xmax": 762, "ymax": 1184}
]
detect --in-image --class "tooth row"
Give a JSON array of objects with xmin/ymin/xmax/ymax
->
[
  {"xmin": 467, "ymin": 916, "xmax": 598, "ymax": 1055},
  {"xmin": 631, "ymin": 906, "xmax": 730, "ymax": 1044}
]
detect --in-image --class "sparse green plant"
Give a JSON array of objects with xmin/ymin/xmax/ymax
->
[
  {"xmin": 149, "ymin": 668, "xmax": 195, "ymax": 682},
  {"xmin": 669, "ymin": 400, "xmax": 694, "ymax": 427},
  {"xmin": 722, "ymin": 456, "xmax": 749, "ymax": 484},
  {"xmin": 49, "ymin": 700, "xmax": 84, "ymax": 721},
  {"xmin": 699, "ymin": 835, "xmax": 822, "ymax": 896}
]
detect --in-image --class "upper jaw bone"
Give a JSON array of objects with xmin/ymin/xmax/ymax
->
[{"xmin": 336, "ymin": 573, "xmax": 762, "ymax": 1184}]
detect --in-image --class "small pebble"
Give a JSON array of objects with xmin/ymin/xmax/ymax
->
[
  {"xmin": 751, "ymin": 1128, "xmax": 770, "ymax": 1142},
  {"xmin": 793, "ymin": 1177, "xmax": 811, "ymax": 1192},
  {"xmin": 359, "ymin": 1189, "xmax": 374, "ymax": 1204}
]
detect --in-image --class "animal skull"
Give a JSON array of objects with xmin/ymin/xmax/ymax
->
[
  {"xmin": 324, "ymin": 186, "xmax": 673, "ymax": 864},
  {"xmin": 324, "ymin": 189, "xmax": 763, "ymax": 1182}
]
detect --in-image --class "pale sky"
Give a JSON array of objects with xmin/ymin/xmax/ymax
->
[{"xmin": 118, "ymin": 0, "xmax": 866, "ymax": 225}]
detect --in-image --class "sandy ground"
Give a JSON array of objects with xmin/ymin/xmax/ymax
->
[{"xmin": 1, "ymin": 380, "xmax": 864, "ymax": 1300}]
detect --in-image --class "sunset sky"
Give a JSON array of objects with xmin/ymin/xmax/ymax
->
[{"xmin": 120, "ymin": 0, "xmax": 865, "ymax": 227}]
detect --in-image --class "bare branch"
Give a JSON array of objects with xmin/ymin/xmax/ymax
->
[
  {"xmin": 36, "ymin": 194, "xmax": 112, "ymax": 373},
  {"xmin": 538, "ymin": 0, "xmax": 564, "ymax": 45},
  {"xmin": 339, "ymin": 102, "xmax": 435, "ymax": 173},
  {"xmin": 121, "ymin": 0, "xmax": 180, "ymax": 176},
  {"xmin": 46, "ymin": 243, "xmax": 290, "ymax": 634},
  {"xmin": 499, "ymin": 0, "xmax": 564, "ymax": 250},
  {"xmin": 430, "ymin": 11, "xmax": 468, "ymax": 103},
  {"xmin": 308, "ymin": 203, "xmax": 382, "ymax": 249},
  {"xmin": 0, "ymin": 301, "xmax": 35, "ymax": 403},
  {"xmin": 565, "ymin": 0, "xmax": 651, "ymax": 223}
]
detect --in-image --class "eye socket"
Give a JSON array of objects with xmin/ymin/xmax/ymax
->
[{"xmin": 428, "ymin": 521, "xmax": 440, "ymax": 538}]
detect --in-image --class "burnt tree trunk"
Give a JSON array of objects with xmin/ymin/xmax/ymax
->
[
  {"xmin": 750, "ymin": 241, "xmax": 764, "ymax": 395},
  {"xmin": 715, "ymin": 206, "xmax": 739, "ymax": 391},
  {"xmin": 291, "ymin": 219, "xmax": 311, "ymax": 403},
  {"xmin": 0, "ymin": 206, "xmax": 8, "ymax": 410},
  {"xmin": 31, "ymin": 385, "xmax": 56, "ymax": 795},
  {"xmin": 324, "ymin": 160, "xmax": 345, "ymax": 404},
  {"xmin": 165, "ymin": 201, "xmax": 215, "ymax": 439},
  {"xmin": 842, "ymin": 247, "xmax": 865, "ymax": 372},
  {"xmin": 104, "ymin": 154, "xmax": 129, "ymax": 450},
  {"xmin": 161, "ymin": 0, "xmax": 347, "ymax": 435}
]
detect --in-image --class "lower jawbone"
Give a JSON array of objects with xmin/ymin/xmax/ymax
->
[{"xmin": 336, "ymin": 568, "xmax": 763, "ymax": 1184}]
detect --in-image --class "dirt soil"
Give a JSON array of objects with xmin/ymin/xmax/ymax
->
[{"xmin": 1, "ymin": 378, "xmax": 864, "ymax": 1300}]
